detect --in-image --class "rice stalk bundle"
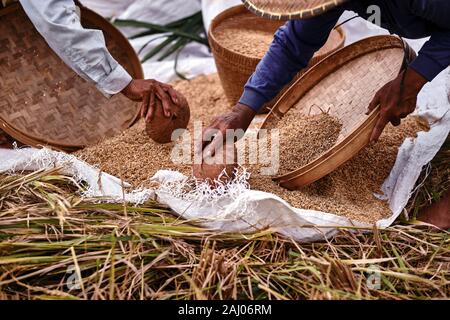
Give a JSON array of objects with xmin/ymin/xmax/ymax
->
[{"xmin": 0, "ymin": 169, "xmax": 448, "ymax": 300}]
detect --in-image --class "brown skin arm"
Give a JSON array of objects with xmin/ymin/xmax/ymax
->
[
  {"xmin": 121, "ymin": 79, "xmax": 183, "ymax": 122},
  {"xmin": 366, "ymin": 67, "xmax": 428, "ymax": 143}
]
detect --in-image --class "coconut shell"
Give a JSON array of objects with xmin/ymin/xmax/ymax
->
[
  {"xmin": 145, "ymin": 94, "xmax": 190, "ymax": 144},
  {"xmin": 193, "ymin": 144, "xmax": 237, "ymax": 185}
]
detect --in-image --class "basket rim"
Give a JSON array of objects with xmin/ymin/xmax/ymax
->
[
  {"xmin": 258, "ymin": 35, "xmax": 409, "ymax": 186},
  {"xmin": 0, "ymin": 3, "xmax": 143, "ymax": 151},
  {"xmin": 278, "ymin": 108, "xmax": 380, "ymax": 189},
  {"xmin": 0, "ymin": 119, "xmax": 80, "ymax": 152},
  {"xmin": 208, "ymin": 4, "xmax": 345, "ymax": 66},
  {"xmin": 242, "ymin": 0, "xmax": 349, "ymax": 20}
]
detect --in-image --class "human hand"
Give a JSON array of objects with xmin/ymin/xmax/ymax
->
[
  {"xmin": 197, "ymin": 103, "xmax": 257, "ymax": 158},
  {"xmin": 121, "ymin": 79, "xmax": 182, "ymax": 122},
  {"xmin": 366, "ymin": 68, "xmax": 427, "ymax": 143}
]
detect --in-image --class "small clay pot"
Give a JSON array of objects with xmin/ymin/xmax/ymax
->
[
  {"xmin": 193, "ymin": 144, "xmax": 237, "ymax": 185},
  {"xmin": 145, "ymin": 94, "xmax": 190, "ymax": 144}
]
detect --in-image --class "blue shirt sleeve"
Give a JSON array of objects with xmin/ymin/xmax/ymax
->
[
  {"xmin": 409, "ymin": 0, "xmax": 450, "ymax": 81},
  {"xmin": 239, "ymin": 7, "xmax": 344, "ymax": 112},
  {"xmin": 410, "ymin": 0, "xmax": 450, "ymax": 29},
  {"xmin": 410, "ymin": 31, "xmax": 450, "ymax": 81}
]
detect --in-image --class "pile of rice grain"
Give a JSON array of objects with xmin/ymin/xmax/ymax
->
[
  {"xmin": 76, "ymin": 74, "xmax": 426, "ymax": 224},
  {"xmin": 214, "ymin": 27, "xmax": 275, "ymax": 58},
  {"xmin": 248, "ymin": 115, "xmax": 424, "ymax": 224},
  {"xmin": 277, "ymin": 112, "xmax": 342, "ymax": 175},
  {"xmin": 214, "ymin": 19, "xmax": 343, "ymax": 59}
]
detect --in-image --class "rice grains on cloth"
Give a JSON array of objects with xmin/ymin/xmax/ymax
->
[{"xmin": 76, "ymin": 74, "xmax": 427, "ymax": 224}]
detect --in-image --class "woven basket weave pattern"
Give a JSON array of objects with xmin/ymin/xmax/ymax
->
[
  {"xmin": 260, "ymin": 36, "xmax": 410, "ymax": 188},
  {"xmin": 290, "ymin": 48, "xmax": 403, "ymax": 142},
  {"xmin": 243, "ymin": 0, "xmax": 348, "ymax": 20},
  {"xmin": 0, "ymin": 5, "xmax": 141, "ymax": 150}
]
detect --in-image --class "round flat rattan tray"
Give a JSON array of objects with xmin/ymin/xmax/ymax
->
[
  {"xmin": 242, "ymin": 0, "xmax": 349, "ymax": 20},
  {"xmin": 209, "ymin": 4, "xmax": 345, "ymax": 111},
  {"xmin": 259, "ymin": 35, "xmax": 416, "ymax": 190},
  {"xmin": 0, "ymin": 3, "xmax": 143, "ymax": 152}
]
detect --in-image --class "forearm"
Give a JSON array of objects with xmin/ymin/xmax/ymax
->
[
  {"xmin": 410, "ymin": 0, "xmax": 450, "ymax": 30},
  {"xmin": 20, "ymin": 0, "xmax": 132, "ymax": 97},
  {"xmin": 404, "ymin": 67, "xmax": 428, "ymax": 93}
]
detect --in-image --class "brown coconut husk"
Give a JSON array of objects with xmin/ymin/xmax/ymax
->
[{"xmin": 145, "ymin": 94, "xmax": 190, "ymax": 144}]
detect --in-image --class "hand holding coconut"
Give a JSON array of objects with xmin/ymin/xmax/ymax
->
[
  {"xmin": 122, "ymin": 79, "xmax": 190, "ymax": 144},
  {"xmin": 121, "ymin": 79, "xmax": 183, "ymax": 122}
]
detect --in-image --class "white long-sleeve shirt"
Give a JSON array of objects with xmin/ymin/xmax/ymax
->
[{"xmin": 19, "ymin": 0, "xmax": 133, "ymax": 97}]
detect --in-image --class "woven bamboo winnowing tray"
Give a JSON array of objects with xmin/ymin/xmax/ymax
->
[
  {"xmin": 242, "ymin": 0, "xmax": 349, "ymax": 20},
  {"xmin": 0, "ymin": 3, "xmax": 143, "ymax": 152},
  {"xmin": 259, "ymin": 35, "xmax": 416, "ymax": 190},
  {"xmin": 209, "ymin": 5, "xmax": 345, "ymax": 111}
]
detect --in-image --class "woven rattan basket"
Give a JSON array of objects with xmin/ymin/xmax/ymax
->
[
  {"xmin": 242, "ymin": 0, "xmax": 349, "ymax": 20},
  {"xmin": 259, "ymin": 35, "xmax": 416, "ymax": 189},
  {"xmin": 209, "ymin": 5, "xmax": 345, "ymax": 111},
  {"xmin": 0, "ymin": 3, "xmax": 143, "ymax": 152}
]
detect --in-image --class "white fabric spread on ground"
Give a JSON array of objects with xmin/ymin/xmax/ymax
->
[{"xmin": 1, "ymin": 1, "xmax": 449, "ymax": 241}]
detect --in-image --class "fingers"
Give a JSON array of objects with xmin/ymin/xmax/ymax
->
[
  {"xmin": 200, "ymin": 132, "xmax": 211, "ymax": 153},
  {"xmin": 366, "ymin": 91, "xmax": 381, "ymax": 115},
  {"xmin": 164, "ymin": 85, "xmax": 179, "ymax": 105},
  {"xmin": 399, "ymin": 112, "xmax": 409, "ymax": 119},
  {"xmin": 154, "ymin": 86, "xmax": 172, "ymax": 118},
  {"xmin": 390, "ymin": 118, "xmax": 401, "ymax": 127},
  {"xmin": 194, "ymin": 134, "xmax": 204, "ymax": 157},
  {"xmin": 370, "ymin": 114, "xmax": 389, "ymax": 144},
  {"xmin": 145, "ymin": 91, "xmax": 156, "ymax": 122},
  {"xmin": 193, "ymin": 124, "xmax": 209, "ymax": 157},
  {"xmin": 203, "ymin": 134, "xmax": 223, "ymax": 159},
  {"xmin": 202, "ymin": 128, "xmax": 221, "ymax": 158},
  {"xmin": 140, "ymin": 92, "xmax": 150, "ymax": 120}
]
